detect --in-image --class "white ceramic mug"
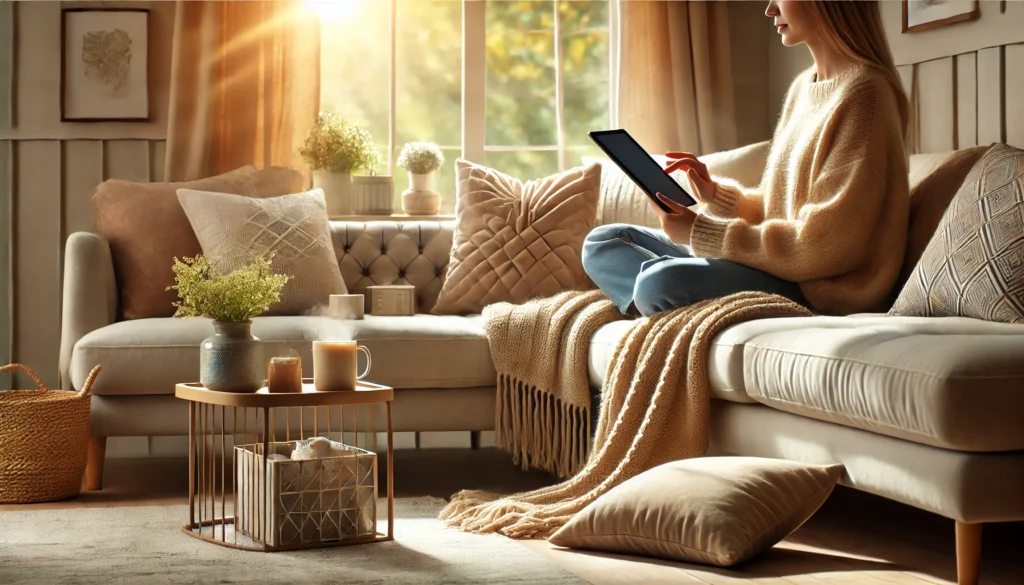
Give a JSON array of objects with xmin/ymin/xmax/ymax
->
[{"xmin": 312, "ymin": 341, "xmax": 372, "ymax": 392}]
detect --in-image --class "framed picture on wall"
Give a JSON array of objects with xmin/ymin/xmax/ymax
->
[
  {"xmin": 61, "ymin": 8, "xmax": 150, "ymax": 122},
  {"xmin": 902, "ymin": 0, "xmax": 980, "ymax": 33}
]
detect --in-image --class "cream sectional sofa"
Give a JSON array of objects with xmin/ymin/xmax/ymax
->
[{"xmin": 60, "ymin": 144, "xmax": 1023, "ymax": 585}]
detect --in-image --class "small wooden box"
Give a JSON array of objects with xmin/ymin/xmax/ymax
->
[{"xmin": 367, "ymin": 285, "xmax": 416, "ymax": 316}]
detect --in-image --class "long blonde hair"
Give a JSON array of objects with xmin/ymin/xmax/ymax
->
[{"xmin": 808, "ymin": 1, "xmax": 910, "ymax": 137}]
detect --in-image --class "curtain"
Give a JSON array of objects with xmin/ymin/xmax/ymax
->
[
  {"xmin": 616, "ymin": 1, "xmax": 736, "ymax": 156},
  {"xmin": 165, "ymin": 1, "xmax": 320, "ymax": 182}
]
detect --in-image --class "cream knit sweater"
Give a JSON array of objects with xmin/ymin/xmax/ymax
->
[{"xmin": 690, "ymin": 65, "xmax": 909, "ymax": 315}]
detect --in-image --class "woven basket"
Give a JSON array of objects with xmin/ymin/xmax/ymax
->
[{"xmin": 0, "ymin": 363, "xmax": 101, "ymax": 504}]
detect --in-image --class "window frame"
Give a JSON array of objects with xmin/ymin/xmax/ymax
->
[{"xmin": 377, "ymin": 0, "xmax": 620, "ymax": 184}]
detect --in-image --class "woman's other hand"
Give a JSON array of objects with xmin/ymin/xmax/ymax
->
[
  {"xmin": 648, "ymin": 193, "xmax": 697, "ymax": 245},
  {"xmin": 664, "ymin": 152, "xmax": 716, "ymax": 205}
]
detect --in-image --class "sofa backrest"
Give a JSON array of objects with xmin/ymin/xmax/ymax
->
[{"xmin": 331, "ymin": 221, "xmax": 455, "ymax": 314}]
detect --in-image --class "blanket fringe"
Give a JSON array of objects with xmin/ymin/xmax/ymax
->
[{"xmin": 494, "ymin": 373, "xmax": 590, "ymax": 479}]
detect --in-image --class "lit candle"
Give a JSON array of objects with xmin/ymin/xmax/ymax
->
[
  {"xmin": 312, "ymin": 341, "xmax": 371, "ymax": 392},
  {"xmin": 267, "ymin": 357, "xmax": 302, "ymax": 393}
]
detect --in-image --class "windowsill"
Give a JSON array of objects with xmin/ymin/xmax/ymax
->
[{"xmin": 329, "ymin": 214, "xmax": 456, "ymax": 222}]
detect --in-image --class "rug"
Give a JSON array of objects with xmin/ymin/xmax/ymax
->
[{"xmin": 0, "ymin": 497, "xmax": 584, "ymax": 585}]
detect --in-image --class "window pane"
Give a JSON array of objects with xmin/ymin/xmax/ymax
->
[
  {"xmin": 319, "ymin": 1, "xmax": 390, "ymax": 174},
  {"xmin": 486, "ymin": 1, "xmax": 557, "ymax": 147},
  {"xmin": 568, "ymin": 144, "xmax": 607, "ymax": 167},
  {"xmin": 396, "ymin": 0, "xmax": 462, "ymax": 149},
  {"xmin": 485, "ymin": 150, "xmax": 560, "ymax": 182},
  {"xmin": 561, "ymin": 1, "xmax": 610, "ymax": 146}
]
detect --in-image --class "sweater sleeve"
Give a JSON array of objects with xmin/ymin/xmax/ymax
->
[
  {"xmin": 703, "ymin": 178, "xmax": 765, "ymax": 224},
  {"xmin": 689, "ymin": 83, "xmax": 890, "ymax": 283}
]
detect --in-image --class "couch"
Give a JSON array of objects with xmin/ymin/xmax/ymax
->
[{"xmin": 59, "ymin": 143, "xmax": 1024, "ymax": 585}]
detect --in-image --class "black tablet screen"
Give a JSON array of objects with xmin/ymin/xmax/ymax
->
[{"xmin": 589, "ymin": 129, "xmax": 696, "ymax": 212}]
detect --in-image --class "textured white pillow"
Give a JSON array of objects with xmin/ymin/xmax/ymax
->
[
  {"xmin": 550, "ymin": 457, "xmax": 844, "ymax": 567},
  {"xmin": 177, "ymin": 188, "xmax": 347, "ymax": 316}
]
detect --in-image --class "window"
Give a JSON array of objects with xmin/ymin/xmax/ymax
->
[{"xmin": 317, "ymin": 0, "xmax": 617, "ymax": 214}]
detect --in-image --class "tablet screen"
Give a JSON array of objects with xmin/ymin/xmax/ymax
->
[{"xmin": 589, "ymin": 129, "xmax": 696, "ymax": 211}]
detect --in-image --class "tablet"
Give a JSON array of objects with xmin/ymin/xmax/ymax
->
[{"xmin": 589, "ymin": 129, "xmax": 696, "ymax": 212}]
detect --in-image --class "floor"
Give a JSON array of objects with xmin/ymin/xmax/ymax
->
[{"xmin": 3, "ymin": 449, "xmax": 1023, "ymax": 585}]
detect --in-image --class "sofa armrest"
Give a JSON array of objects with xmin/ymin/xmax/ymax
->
[{"xmin": 59, "ymin": 232, "xmax": 118, "ymax": 390}]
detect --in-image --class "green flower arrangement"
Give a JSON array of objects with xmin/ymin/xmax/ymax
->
[
  {"xmin": 167, "ymin": 255, "xmax": 292, "ymax": 322},
  {"xmin": 300, "ymin": 111, "xmax": 381, "ymax": 174},
  {"xmin": 397, "ymin": 142, "xmax": 445, "ymax": 175}
]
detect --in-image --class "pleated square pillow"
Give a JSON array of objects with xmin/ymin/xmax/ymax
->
[
  {"xmin": 431, "ymin": 159, "xmax": 601, "ymax": 315},
  {"xmin": 177, "ymin": 188, "xmax": 347, "ymax": 316},
  {"xmin": 549, "ymin": 457, "xmax": 844, "ymax": 567},
  {"xmin": 890, "ymin": 144, "xmax": 1024, "ymax": 323}
]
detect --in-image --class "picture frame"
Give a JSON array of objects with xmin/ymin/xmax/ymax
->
[
  {"xmin": 60, "ymin": 8, "xmax": 150, "ymax": 122},
  {"xmin": 902, "ymin": 0, "xmax": 980, "ymax": 34}
]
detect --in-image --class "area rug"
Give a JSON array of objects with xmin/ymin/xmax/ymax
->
[{"xmin": 0, "ymin": 497, "xmax": 584, "ymax": 584}]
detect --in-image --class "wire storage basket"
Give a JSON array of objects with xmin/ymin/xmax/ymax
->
[{"xmin": 0, "ymin": 363, "xmax": 102, "ymax": 504}]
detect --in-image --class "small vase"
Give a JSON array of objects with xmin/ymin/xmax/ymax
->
[
  {"xmin": 313, "ymin": 170, "xmax": 353, "ymax": 217},
  {"xmin": 352, "ymin": 175, "xmax": 395, "ymax": 215},
  {"xmin": 402, "ymin": 171, "xmax": 440, "ymax": 215},
  {"xmin": 200, "ymin": 321, "xmax": 264, "ymax": 393}
]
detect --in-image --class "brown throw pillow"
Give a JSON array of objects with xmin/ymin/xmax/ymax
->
[
  {"xmin": 893, "ymin": 146, "xmax": 990, "ymax": 296},
  {"xmin": 549, "ymin": 457, "xmax": 844, "ymax": 568},
  {"xmin": 432, "ymin": 159, "xmax": 601, "ymax": 315},
  {"xmin": 177, "ymin": 188, "xmax": 347, "ymax": 316},
  {"xmin": 93, "ymin": 166, "xmax": 303, "ymax": 320},
  {"xmin": 891, "ymin": 144, "xmax": 1024, "ymax": 323}
]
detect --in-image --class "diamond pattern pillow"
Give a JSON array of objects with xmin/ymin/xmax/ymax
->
[
  {"xmin": 177, "ymin": 188, "xmax": 347, "ymax": 316},
  {"xmin": 890, "ymin": 144, "xmax": 1024, "ymax": 323},
  {"xmin": 431, "ymin": 159, "xmax": 601, "ymax": 315}
]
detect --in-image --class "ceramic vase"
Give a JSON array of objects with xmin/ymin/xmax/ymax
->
[
  {"xmin": 402, "ymin": 171, "xmax": 440, "ymax": 215},
  {"xmin": 352, "ymin": 175, "xmax": 395, "ymax": 215},
  {"xmin": 200, "ymin": 321, "xmax": 264, "ymax": 393},
  {"xmin": 313, "ymin": 171, "xmax": 353, "ymax": 217}
]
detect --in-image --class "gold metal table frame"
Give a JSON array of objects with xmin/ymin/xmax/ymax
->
[{"xmin": 174, "ymin": 380, "xmax": 395, "ymax": 552}]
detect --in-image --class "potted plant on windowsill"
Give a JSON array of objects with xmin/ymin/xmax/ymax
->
[
  {"xmin": 300, "ymin": 112, "xmax": 381, "ymax": 216},
  {"xmin": 168, "ymin": 254, "xmax": 292, "ymax": 393},
  {"xmin": 397, "ymin": 141, "xmax": 445, "ymax": 215}
]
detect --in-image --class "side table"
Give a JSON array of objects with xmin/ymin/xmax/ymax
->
[{"xmin": 174, "ymin": 379, "xmax": 394, "ymax": 552}]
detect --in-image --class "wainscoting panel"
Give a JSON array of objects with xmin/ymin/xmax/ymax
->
[
  {"xmin": 104, "ymin": 140, "xmax": 151, "ymax": 184},
  {"xmin": 0, "ymin": 2, "xmax": 13, "ymax": 131},
  {"xmin": 63, "ymin": 141, "xmax": 104, "ymax": 241},
  {"xmin": 14, "ymin": 141, "xmax": 63, "ymax": 389},
  {"xmin": 977, "ymin": 47, "xmax": 1004, "ymax": 146},
  {"xmin": 1006, "ymin": 45, "xmax": 1024, "ymax": 149},
  {"xmin": 956, "ymin": 53, "xmax": 978, "ymax": 149},
  {"xmin": 150, "ymin": 140, "xmax": 166, "ymax": 182},
  {"xmin": 917, "ymin": 58, "xmax": 955, "ymax": 154},
  {"xmin": 0, "ymin": 140, "xmax": 10, "ymax": 390}
]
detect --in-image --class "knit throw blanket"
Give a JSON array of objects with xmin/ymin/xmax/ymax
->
[{"xmin": 440, "ymin": 289, "xmax": 812, "ymax": 539}]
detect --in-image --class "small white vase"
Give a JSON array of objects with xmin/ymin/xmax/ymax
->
[
  {"xmin": 313, "ymin": 171, "xmax": 353, "ymax": 216},
  {"xmin": 402, "ymin": 171, "xmax": 440, "ymax": 215}
]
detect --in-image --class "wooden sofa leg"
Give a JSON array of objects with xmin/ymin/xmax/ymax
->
[
  {"xmin": 955, "ymin": 521, "xmax": 982, "ymax": 585},
  {"xmin": 86, "ymin": 436, "xmax": 107, "ymax": 491}
]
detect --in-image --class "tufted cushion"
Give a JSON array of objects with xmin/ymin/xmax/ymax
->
[
  {"xmin": 332, "ymin": 221, "xmax": 454, "ymax": 313},
  {"xmin": 431, "ymin": 159, "xmax": 601, "ymax": 315}
]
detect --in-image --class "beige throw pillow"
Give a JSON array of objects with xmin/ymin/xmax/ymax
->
[
  {"xmin": 891, "ymin": 144, "xmax": 1024, "ymax": 323},
  {"xmin": 92, "ymin": 166, "xmax": 304, "ymax": 320},
  {"xmin": 431, "ymin": 159, "xmax": 601, "ymax": 315},
  {"xmin": 549, "ymin": 457, "xmax": 844, "ymax": 567},
  {"xmin": 177, "ymin": 188, "xmax": 347, "ymax": 316}
]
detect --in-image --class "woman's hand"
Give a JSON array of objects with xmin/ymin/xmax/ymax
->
[
  {"xmin": 647, "ymin": 193, "xmax": 697, "ymax": 245},
  {"xmin": 664, "ymin": 151, "xmax": 717, "ymax": 205}
]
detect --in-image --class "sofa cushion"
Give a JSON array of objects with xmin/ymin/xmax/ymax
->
[
  {"xmin": 588, "ymin": 314, "xmax": 881, "ymax": 403},
  {"xmin": 72, "ymin": 315, "xmax": 494, "ymax": 395},
  {"xmin": 742, "ymin": 315, "xmax": 1024, "ymax": 452}
]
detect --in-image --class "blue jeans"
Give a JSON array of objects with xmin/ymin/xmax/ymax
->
[{"xmin": 582, "ymin": 223, "xmax": 805, "ymax": 317}]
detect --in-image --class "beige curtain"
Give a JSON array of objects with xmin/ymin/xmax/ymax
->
[
  {"xmin": 617, "ymin": 1, "xmax": 736, "ymax": 156},
  {"xmin": 165, "ymin": 1, "xmax": 320, "ymax": 182}
]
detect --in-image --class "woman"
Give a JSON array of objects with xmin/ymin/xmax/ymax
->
[{"xmin": 582, "ymin": 0, "xmax": 910, "ymax": 317}]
